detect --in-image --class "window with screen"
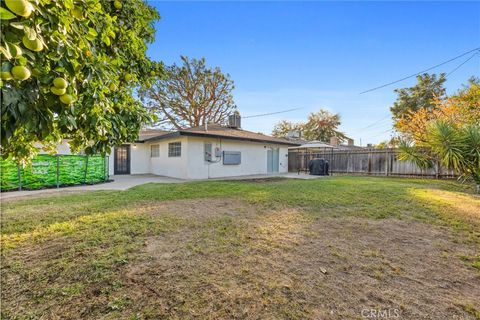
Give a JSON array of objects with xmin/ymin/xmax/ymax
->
[
  {"xmin": 151, "ymin": 145, "xmax": 159, "ymax": 158},
  {"xmin": 168, "ymin": 142, "xmax": 181, "ymax": 157}
]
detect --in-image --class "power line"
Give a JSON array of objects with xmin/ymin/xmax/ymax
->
[
  {"xmin": 353, "ymin": 115, "xmax": 391, "ymax": 132},
  {"xmin": 446, "ymin": 51, "xmax": 479, "ymax": 77},
  {"xmin": 242, "ymin": 107, "xmax": 303, "ymax": 119},
  {"xmin": 360, "ymin": 46, "xmax": 480, "ymax": 94}
]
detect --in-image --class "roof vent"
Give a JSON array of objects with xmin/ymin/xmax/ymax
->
[{"xmin": 228, "ymin": 113, "xmax": 241, "ymax": 129}]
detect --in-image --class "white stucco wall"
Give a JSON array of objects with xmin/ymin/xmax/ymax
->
[
  {"xmin": 185, "ymin": 136, "xmax": 289, "ymax": 179},
  {"xmin": 107, "ymin": 136, "xmax": 289, "ymax": 179},
  {"xmin": 147, "ymin": 136, "xmax": 189, "ymax": 179},
  {"xmin": 130, "ymin": 143, "xmax": 150, "ymax": 174},
  {"xmin": 36, "ymin": 140, "xmax": 73, "ymax": 154},
  {"xmin": 107, "ymin": 143, "xmax": 150, "ymax": 176}
]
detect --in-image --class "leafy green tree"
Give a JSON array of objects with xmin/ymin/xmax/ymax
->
[
  {"xmin": 139, "ymin": 56, "xmax": 236, "ymax": 130},
  {"xmin": 1, "ymin": 0, "xmax": 163, "ymax": 162},
  {"xmin": 271, "ymin": 120, "xmax": 302, "ymax": 138},
  {"xmin": 391, "ymin": 73, "xmax": 446, "ymax": 121},
  {"xmin": 303, "ymin": 109, "xmax": 347, "ymax": 142},
  {"xmin": 399, "ymin": 121, "xmax": 480, "ymax": 193}
]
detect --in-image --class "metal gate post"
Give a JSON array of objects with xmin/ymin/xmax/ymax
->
[
  {"xmin": 17, "ymin": 164, "xmax": 22, "ymax": 191},
  {"xmin": 56, "ymin": 155, "xmax": 60, "ymax": 188},
  {"xmin": 84, "ymin": 156, "xmax": 89, "ymax": 185},
  {"xmin": 385, "ymin": 149, "xmax": 389, "ymax": 176}
]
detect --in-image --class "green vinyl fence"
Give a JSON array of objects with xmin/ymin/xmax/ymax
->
[{"xmin": 0, "ymin": 155, "xmax": 109, "ymax": 191}]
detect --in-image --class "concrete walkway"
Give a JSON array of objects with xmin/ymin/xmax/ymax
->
[{"xmin": 1, "ymin": 173, "xmax": 323, "ymax": 201}]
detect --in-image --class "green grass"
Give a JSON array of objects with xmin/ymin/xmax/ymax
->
[{"xmin": 1, "ymin": 176, "xmax": 479, "ymax": 319}]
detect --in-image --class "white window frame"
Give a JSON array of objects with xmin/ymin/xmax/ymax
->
[
  {"xmin": 150, "ymin": 144, "xmax": 160, "ymax": 158},
  {"xmin": 168, "ymin": 142, "xmax": 181, "ymax": 157}
]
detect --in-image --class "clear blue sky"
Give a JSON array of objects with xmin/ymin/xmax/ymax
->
[{"xmin": 146, "ymin": 1, "xmax": 480, "ymax": 145}]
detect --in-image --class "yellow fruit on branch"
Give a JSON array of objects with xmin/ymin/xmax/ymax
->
[
  {"xmin": 114, "ymin": 1, "xmax": 122, "ymax": 9},
  {"xmin": 59, "ymin": 94, "xmax": 75, "ymax": 104},
  {"xmin": 11, "ymin": 66, "xmax": 31, "ymax": 80},
  {"xmin": 1, "ymin": 71, "xmax": 13, "ymax": 80},
  {"xmin": 5, "ymin": 0, "xmax": 32, "ymax": 18},
  {"xmin": 109, "ymin": 83, "xmax": 117, "ymax": 91},
  {"xmin": 22, "ymin": 36, "xmax": 44, "ymax": 52},
  {"xmin": 125, "ymin": 73, "xmax": 133, "ymax": 81},
  {"xmin": 50, "ymin": 86, "xmax": 66, "ymax": 96},
  {"xmin": 72, "ymin": 7, "xmax": 84, "ymax": 20},
  {"xmin": 53, "ymin": 78, "xmax": 68, "ymax": 89}
]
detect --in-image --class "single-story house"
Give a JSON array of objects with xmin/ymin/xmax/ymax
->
[{"xmin": 104, "ymin": 123, "xmax": 300, "ymax": 179}]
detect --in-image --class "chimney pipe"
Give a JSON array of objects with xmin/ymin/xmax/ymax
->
[{"xmin": 330, "ymin": 136, "xmax": 338, "ymax": 146}]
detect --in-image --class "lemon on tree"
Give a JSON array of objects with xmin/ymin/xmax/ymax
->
[
  {"xmin": 114, "ymin": 1, "xmax": 122, "ymax": 9},
  {"xmin": 59, "ymin": 94, "xmax": 75, "ymax": 104},
  {"xmin": 5, "ymin": 0, "xmax": 32, "ymax": 18},
  {"xmin": 1, "ymin": 71, "xmax": 13, "ymax": 80},
  {"xmin": 22, "ymin": 36, "xmax": 43, "ymax": 52},
  {"xmin": 50, "ymin": 87, "xmax": 66, "ymax": 96},
  {"xmin": 11, "ymin": 66, "xmax": 31, "ymax": 81},
  {"xmin": 53, "ymin": 78, "xmax": 68, "ymax": 89}
]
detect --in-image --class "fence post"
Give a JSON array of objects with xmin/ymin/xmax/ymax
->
[
  {"xmin": 84, "ymin": 156, "xmax": 89, "ymax": 185},
  {"xmin": 17, "ymin": 164, "xmax": 22, "ymax": 191},
  {"xmin": 56, "ymin": 155, "xmax": 60, "ymax": 188},
  {"xmin": 367, "ymin": 150, "xmax": 372, "ymax": 175},
  {"xmin": 330, "ymin": 147, "xmax": 333, "ymax": 176},
  {"xmin": 385, "ymin": 149, "xmax": 389, "ymax": 176}
]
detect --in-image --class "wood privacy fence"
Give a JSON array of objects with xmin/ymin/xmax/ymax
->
[{"xmin": 288, "ymin": 148, "xmax": 457, "ymax": 178}]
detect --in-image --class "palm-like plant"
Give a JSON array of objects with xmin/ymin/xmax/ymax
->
[{"xmin": 399, "ymin": 120, "xmax": 480, "ymax": 193}]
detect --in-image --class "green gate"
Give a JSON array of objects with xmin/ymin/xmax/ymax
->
[{"xmin": 0, "ymin": 155, "xmax": 109, "ymax": 191}]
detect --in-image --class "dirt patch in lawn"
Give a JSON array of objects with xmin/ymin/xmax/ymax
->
[{"xmin": 2, "ymin": 198, "xmax": 480, "ymax": 319}]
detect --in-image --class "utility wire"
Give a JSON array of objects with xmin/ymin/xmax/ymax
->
[
  {"xmin": 360, "ymin": 46, "xmax": 480, "ymax": 94},
  {"xmin": 352, "ymin": 115, "xmax": 391, "ymax": 132},
  {"xmin": 242, "ymin": 107, "xmax": 303, "ymax": 119},
  {"xmin": 446, "ymin": 51, "xmax": 479, "ymax": 77}
]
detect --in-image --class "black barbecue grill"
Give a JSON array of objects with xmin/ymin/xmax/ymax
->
[{"xmin": 308, "ymin": 158, "xmax": 329, "ymax": 175}]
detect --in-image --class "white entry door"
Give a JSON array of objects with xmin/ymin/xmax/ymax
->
[{"xmin": 267, "ymin": 148, "xmax": 279, "ymax": 173}]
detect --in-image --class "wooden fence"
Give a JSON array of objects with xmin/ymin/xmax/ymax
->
[{"xmin": 288, "ymin": 148, "xmax": 457, "ymax": 178}]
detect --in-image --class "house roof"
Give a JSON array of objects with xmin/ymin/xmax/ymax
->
[
  {"xmin": 138, "ymin": 124, "xmax": 300, "ymax": 146},
  {"xmin": 289, "ymin": 141, "xmax": 337, "ymax": 150},
  {"xmin": 138, "ymin": 129, "xmax": 169, "ymax": 141},
  {"xmin": 289, "ymin": 140, "xmax": 366, "ymax": 150}
]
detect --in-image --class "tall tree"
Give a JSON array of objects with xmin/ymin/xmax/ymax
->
[
  {"xmin": 391, "ymin": 73, "xmax": 446, "ymax": 121},
  {"xmin": 303, "ymin": 109, "xmax": 347, "ymax": 142},
  {"xmin": 139, "ymin": 56, "xmax": 236, "ymax": 130},
  {"xmin": 395, "ymin": 78, "xmax": 480, "ymax": 142},
  {"xmin": 397, "ymin": 78, "xmax": 480, "ymax": 192},
  {"xmin": 271, "ymin": 120, "xmax": 302, "ymax": 138},
  {"xmin": 1, "ymin": 0, "xmax": 162, "ymax": 162}
]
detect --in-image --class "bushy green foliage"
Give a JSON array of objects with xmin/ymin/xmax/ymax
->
[
  {"xmin": 391, "ymin": 73, "xmax": 446, "ymax": 121},
  {"xmin": 1, "ymin": 0, "xmax": 163, "ymax": 162},
  {"xmin": 0, "ymin": 154, "xmax": 108, "ymax": 190},
  {"xmin": 399, "ymin": 121, "xmax": 480, "ymax": 191}
]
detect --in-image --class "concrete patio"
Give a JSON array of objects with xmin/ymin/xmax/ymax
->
[{"xmin": 0, "ymin": 173, "xmax": 324, "ymax": 201}]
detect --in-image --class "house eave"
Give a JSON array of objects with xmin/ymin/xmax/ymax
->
[{"xmin": 139, "ymin": 131, "xmax": 300, "ymax": 146}]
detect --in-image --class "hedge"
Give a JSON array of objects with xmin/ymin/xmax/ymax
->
[{"xmin": 0, "ymin": 155, "xmax": 109, "ymax": 191}]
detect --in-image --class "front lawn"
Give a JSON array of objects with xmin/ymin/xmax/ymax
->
[{"xmin": 1, "ymin": 177, "xmax": 479, "ymax": 319}]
